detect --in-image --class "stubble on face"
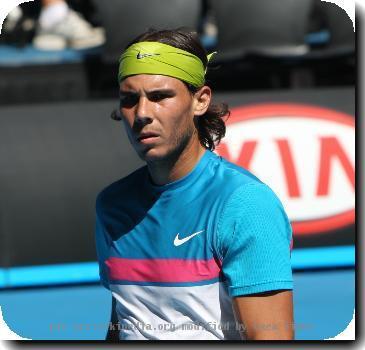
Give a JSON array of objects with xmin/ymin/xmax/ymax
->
[{"xmin": 164, "ymin": 117, "xmax": 196, "ymax": 165}]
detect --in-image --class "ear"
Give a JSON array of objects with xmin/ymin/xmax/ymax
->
[{"xmin": 192, "ymin": 86, "xmax": 212, "ymax": 116}]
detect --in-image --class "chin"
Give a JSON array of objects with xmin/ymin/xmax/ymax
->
[
  {"xmin": 137, "ymin": 146, "xmax": 177, "ymax": 163},
  {"xmin": 136, "ymin": 147, "xmax": 167, "ymax": 162}
]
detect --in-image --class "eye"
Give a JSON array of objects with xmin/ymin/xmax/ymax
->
[
  {"xmin": 148, "ymin": 92, "xmax": 172, "ymax": 102},
  {"xmin": 120, "ymin": 93, "xmax": 139, "ymax": 108}
]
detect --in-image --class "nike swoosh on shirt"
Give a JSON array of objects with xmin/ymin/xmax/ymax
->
[
  {"xmin": 173, "ymin": 230, "xmax": 204, "ymax": 247},
  {"xmin": 136, "ymin": 52, "xmax": 160, "ymax": 59}
]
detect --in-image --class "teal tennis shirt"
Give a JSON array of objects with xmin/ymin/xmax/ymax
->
[{"xmin": 95, "ymin": 149, "xmax": 293, "ymax": 340}]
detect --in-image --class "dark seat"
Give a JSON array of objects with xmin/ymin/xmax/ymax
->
[
  {"xmin": 92, "ymin": 0, "xmax": 202, "ymax": 63},
  {"xmin": 211, "ymin": 0, "xmax": 313, "ymax": 62},
  {"xmin": 308, "ymin": 1, "xmax": 355, "ymax": 58}
]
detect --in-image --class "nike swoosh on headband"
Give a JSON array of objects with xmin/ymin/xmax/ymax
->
[{"xmin": 137, "ymin": 52, "xmax": 160, "ymax": 59}]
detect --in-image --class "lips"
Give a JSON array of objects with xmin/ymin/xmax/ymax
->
[{"xmin": 137, "ymin": 132, "xmax": 160, "ymax": 141}]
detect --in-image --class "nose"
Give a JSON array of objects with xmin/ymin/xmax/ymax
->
[{"xmin": 134, "ymin": 96, "xmax": 153, "ymax": 129}]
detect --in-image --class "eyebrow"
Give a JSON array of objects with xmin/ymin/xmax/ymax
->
[
  {"xmin": 119, "ymin": 90, "xmax": 137, "ymax": 97},
  {"xmin": 119, "ymin": 88, "xmax": 176, "ymax": 97}
]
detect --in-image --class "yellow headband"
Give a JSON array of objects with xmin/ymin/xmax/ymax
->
[{"xmin": 118, "ymin": 41, "xmax": 215, "ymax": 87}]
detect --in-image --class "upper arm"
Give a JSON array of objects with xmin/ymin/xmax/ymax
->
[
  {"xmin": 218, "ymin": 183, "xmax": 293, "ymax": 297},
  {"xmin": 233, "ymin": 290, "xmax": 294, "ymax": 340},
  {"xmin": 216, "ymin": 183, "xmax": 294, "ymax": 339}
]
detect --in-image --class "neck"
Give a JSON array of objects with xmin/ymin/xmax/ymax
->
[{"xmin": 147, "ymin": 138, "xmax": 206, "ymax": 186}]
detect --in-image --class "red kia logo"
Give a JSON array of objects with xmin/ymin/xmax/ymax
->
[{"xmin": 216, "ymin": 103, "xmax": 355, "ymax": 235}]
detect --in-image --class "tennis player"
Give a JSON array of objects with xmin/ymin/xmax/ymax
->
[{"xmin": 95, "ymin": 28, "xmax": 294, "ymax": 340}]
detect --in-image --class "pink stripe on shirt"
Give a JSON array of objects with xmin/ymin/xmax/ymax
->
[{"xmin": 105, "ymin": 257, "xmax": 222, "ymax": 283}]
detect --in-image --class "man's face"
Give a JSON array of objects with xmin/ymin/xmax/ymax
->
[{"xmin": 119, "ymin": 74, "xmax": 199, "ymax": 162}]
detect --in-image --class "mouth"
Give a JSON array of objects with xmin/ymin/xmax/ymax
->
[{"xmin": 137, "ymin": 132, "xmax": 160, "ymax": 144}]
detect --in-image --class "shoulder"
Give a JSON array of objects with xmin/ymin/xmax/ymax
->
[
  {"xmin": 210, "ymin": 153, "xmax": 291, "ymax": 249},
  {"xmin": 208, "ymin": 151, "xmax": 287, "ymax": 206},
  {"xmin": 207, "ymin": 151, "xmax": 265, "ymax": 197},
  {"xmin": 218, "ymin": 181, "xmax": 287, "ymax": 228},
  {"xmin": 204, "ymin": 151, "xmax": 285, "ymax": 222},
  {"xmin": 216, "ymin": 181, "xmax": 292, "ymax": 260},
  {"xmin": 96, "ymin": 165, "xmax": 147, "ymax": 213},
  {"xmin": 228, "ymin": 182, "xmax": 284, "ymax": 211},
  {"xmin": 210, "ymin": 152, "xmax": 263, "ymax": 187},
  {"xmin": 217, "ymin": 154, "xmax": 262, "ymax": 183}
]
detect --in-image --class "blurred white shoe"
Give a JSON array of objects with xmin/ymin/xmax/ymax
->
[
  {"xmin": 33, "ymin": 9, "xmax": 105, "ymax": 50},
  {"xmin": 4, "ymin": 6, "xmax": 23, "ymax": 32}
]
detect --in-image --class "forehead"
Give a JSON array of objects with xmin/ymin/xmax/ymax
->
[{"xmin": 120, "ymin": 74, "xmax": 187, "ymax": 92}]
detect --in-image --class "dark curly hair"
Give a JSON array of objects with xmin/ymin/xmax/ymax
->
[{"xmin": 113, "ymin": 28, "xmax": 230, "ymax": 151}]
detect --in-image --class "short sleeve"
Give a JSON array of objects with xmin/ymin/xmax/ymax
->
[
  {"xmin": 95, "ymin": 207, "xmax": 111, "ymax": 290},
  {"xmin": 217, "ymin": 183, "xmax": 293, "ymax": 297}
]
